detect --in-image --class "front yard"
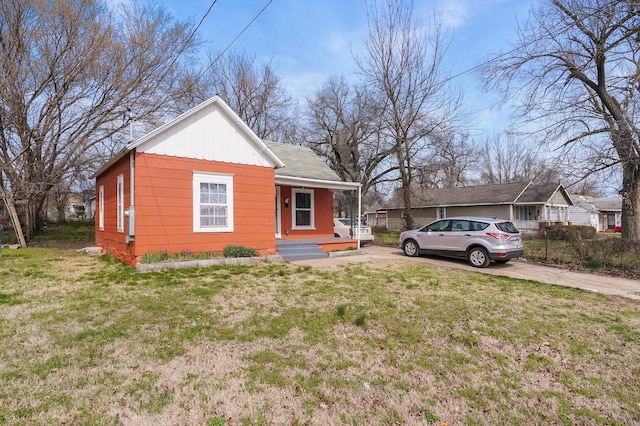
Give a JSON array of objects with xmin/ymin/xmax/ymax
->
[{"xmin": 1, "ymin": 246, "xmax": 639, "ymax": 425}]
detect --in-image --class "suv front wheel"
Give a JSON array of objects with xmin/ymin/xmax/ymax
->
[
  {"xmin": 403, "ymin": 239, "xmax": 420, "ymax": 257},
  {"xmin": 467, "ymin": 247, "xmax": 490, "ymax": 268}
]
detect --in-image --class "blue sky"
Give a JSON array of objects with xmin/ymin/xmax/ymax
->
[{"xmin": 152, "ymin": 0, "xmax": 536, "ymax": 139}]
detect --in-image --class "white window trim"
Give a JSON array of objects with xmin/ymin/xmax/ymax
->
[
  {"xmin": 193, "ymin": 172, "xmax": 234, "ymax": 233},
  {"xmin": 99, "ymin": 185, "xmax": 104, "ymax": 231},
  {"xmin": 292, "ymin": 188, "xmax": 315, "ymax": 230},
  {"xmin": 116, "ymin": 175, "xmax": 124, "ymax": 233},
  {"xmin": 437, "ymin": 207, "xmax": 446, "ymax": 219}
]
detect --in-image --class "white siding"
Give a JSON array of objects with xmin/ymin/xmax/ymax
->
[
  {"xmin": 568, "ymin": 205, "xmax": 595, "ymax": 228},
  {"xmin": 447, "ymin": 205, "xmax": 511, "ymax": 219},
  {"xmin": 137, "ymin": 104, "xmax": 274, "ymax": 167}
]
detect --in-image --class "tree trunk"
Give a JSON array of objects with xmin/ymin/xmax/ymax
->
[
  {"xmin": 402, "ymin": 177, "xmax": 415, "ymax": 229},
  {"xmin": 620, "ymin": 161, "xmax": 640, "ymax": 241},
  {"xmin": 397, "ymin": 143, "xmax": 415, "ymax": 231},
  {"xmin": 57, "ymin": 206, "xmax": 66, "ymax": 222}
]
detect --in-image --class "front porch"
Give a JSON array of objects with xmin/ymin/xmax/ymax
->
[{"xmin": 514, "ymin": 203, "xmax": 571, "ymax": 233}]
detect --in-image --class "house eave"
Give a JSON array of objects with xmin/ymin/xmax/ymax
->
[
  {"xmin": 92, "ymin": 96, "xmax": 286, "ymax": 179},
  {"xmin": 92, "ymin": 147, "xmax": 130, "ymax": 179},
  {"xmin": 125, "ymin": 96, "xmax": 285, "ymax": 169},
  {"xmin": 275, "ymin": 175, "xmax": 360, "ymax": 191},
  {"xmin": 385, "ymin": 202, "xmax": 516, "ymax": 210}
]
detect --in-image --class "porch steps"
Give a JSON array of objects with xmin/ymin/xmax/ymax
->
[{"xmin": 276, "ymin": 239, "xmax": 328, "ymax": 262}]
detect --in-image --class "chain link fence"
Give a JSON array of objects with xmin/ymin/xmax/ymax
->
[{"xmin": 524, "ymin": 226, "xmax": 640, "ymax": 278}]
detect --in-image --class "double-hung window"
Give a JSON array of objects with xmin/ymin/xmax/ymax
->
[
  {"xmin": 193, "ymin": 172, "xmax": 234, "ymax": 232},
  {"xmin": 99, "ymin": 185, "xmax": 104, "ymax": 231},
  {"xmin": 116, "ymin": 175, "xmax": 124, "ymax": 233},
  {"xmin": 292, "ymin": 188, "xmax": 314, "ymax": 229}
]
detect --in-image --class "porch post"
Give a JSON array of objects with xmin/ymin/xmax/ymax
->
[{"xmin": 357, "ymin": 186, "xmax": 362, "ymax": 249}]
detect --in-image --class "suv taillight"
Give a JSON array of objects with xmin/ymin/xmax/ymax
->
[{"xmin": 486, "ymin": 232, "xmax": 510, "ymax": 240}]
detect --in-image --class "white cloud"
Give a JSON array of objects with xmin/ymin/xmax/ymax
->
[
  {"xmin": 436, "ymin": 0, "xmax": 471, "ymax": 29},
  {"xmin": 104, "ymin": 0, "xmax": 129, "ymax": 10}
]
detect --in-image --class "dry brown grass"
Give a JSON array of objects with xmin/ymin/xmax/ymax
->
[{"xmin": 1, "ymin": 247, "xmax": 639, "ymax": 425}]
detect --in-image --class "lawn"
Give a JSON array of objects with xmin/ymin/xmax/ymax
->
[{"xmin": 1, "ymin": 246, "xmax": 639, "ymax": 425}]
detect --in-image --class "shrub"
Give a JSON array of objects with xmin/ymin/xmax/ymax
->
[
  {"xmin": 140, "ymin": 249, "xmax": 221, "ymax": 263},
  {"xmin": 141, "ymin": 250, "xmax": 169, "ymax": 263},
  {"xmin": 223, "ymin": 245, "xmax": 257, "ymax": 258},
  {"xmin": 544, "ymin": 225, "xmax": 596, "ymax": 240},
  {"xmin": 354, "ymin": 313, "xmax": 366, "ymax": 327},
  {"xmin": 587, "ymin": 259, "xmax": 603, "ymax": 269}
]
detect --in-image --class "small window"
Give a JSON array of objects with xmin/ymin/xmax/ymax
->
[
  {"xmin": 292, "ymin": 189, "xmax": 314, "ymax": 229},
  {"xmin": 99, "ymin": 185, "xmax": 104, "ymax": 231},
  {"xmin": 471, "ymin": 221, "xmax": 489, "ymax": 231},
  {"xmin": 116, "ymin": 175, "xmax": 124, "ymax": 233},
  {"xmin": 193, "ymin": 172, "xmax": 234, "ymax": 233}
]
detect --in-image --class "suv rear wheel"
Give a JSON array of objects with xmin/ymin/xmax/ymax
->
[
  {"xmin": 467, "ymin": 247, "xmax": 490, "ymax": 268},
  {"xmin": 403, "ymin": 239, "xmax": 420, "ymax": 257}
]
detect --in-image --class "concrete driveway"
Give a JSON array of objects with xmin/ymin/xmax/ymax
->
[{"xmin": 292, "ymin": 245, "xmax": 640, "ymax": 301}]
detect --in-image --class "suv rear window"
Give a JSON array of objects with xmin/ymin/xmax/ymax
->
[
  {"xmin": 470, "ymin": 221, "xmax": 489, "ymax": 231},
  {"xmin": 495, "ymin": 221, "xmax": 519, "ymax": 233}
]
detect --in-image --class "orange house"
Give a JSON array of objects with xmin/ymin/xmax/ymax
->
[{"xmin": 93, "ymin": 96, "xmax": 360, "ymax": 265}]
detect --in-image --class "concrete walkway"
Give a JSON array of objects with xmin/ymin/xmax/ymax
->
[{"xmin": 291, "ymin": 245, "xmax": 640, "ymax": 301}]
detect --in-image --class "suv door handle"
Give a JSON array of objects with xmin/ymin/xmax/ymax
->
[{"xmin": 465, "ymin": 233, "xmax": 472, "ymax": 236}]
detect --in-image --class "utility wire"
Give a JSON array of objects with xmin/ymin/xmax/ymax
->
[
  {"xmin": 164, "ymin": 0, "xmax": 219, "ymax": 73},
  {"xmin": 194, "ymin": 0, "xmax": 274, "ymax": 85}
]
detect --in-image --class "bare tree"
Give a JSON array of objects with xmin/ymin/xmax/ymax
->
[
  {"xmin": 357, "ymin": 0, "xmax": 461, "ymax": 230},
  {"xmin": 305, "ymin": 76, "xmax": 393, "ymax": 213},
  {"xmin": 416, "ymin": 130, "xmax": 476, "ymax": 189},
  {"xmin": 478, "ymin": 133, "xmax": 561, "ymax": 185},
  {"xmin": 202, "ymin": 51, "xmax": 298, "ymax": 144},
  {"xmin": 483, "ymin": 0, "xmax": 640, "ymax": 240},
  {"xmin": 0, "ymin": 0, "xmax": 201, "ymax": 240}
]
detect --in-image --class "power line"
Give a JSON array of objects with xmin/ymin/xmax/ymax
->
[
  {"xmin": 172, "ymin": 0, "xmax": 219, "ymax": 69},
  {"xmin": 156, "ymin": 0, "xmax": 219, "ymax": 83},
  {"xmin": 196, "ymin": 0, "xmax": 274, "ymax": 83}
]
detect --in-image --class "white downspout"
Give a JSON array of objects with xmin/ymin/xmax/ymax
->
[
  {"xmin": 126, "ymin": 150, "xmax": 135, "ymax": 243},
  {"xmin": 130, "ymin": 150, "xmax": 134, "ymax": 207}
]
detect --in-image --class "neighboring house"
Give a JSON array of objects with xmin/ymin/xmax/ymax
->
[
  {"xmin": 85, "ymin": 195, "xmax": 96, "ymax": 220},
  {"xmin": 569, "ymin": 194, "xmax": 622, "ymax": 232},
  {"xmin": 385, "ymin": 182, "xmax": 573, "ymax": 232},
  {"xmin": 363, "ymin": 210, "xmax": 388, "ymax": 229},
  {"xmin": 45, "ymin": 192, "xmax": 87, "ymax": 221},
  {"xmin": 68, "ymin": 194, "xmax": 86, "ymax": 219},
  {"xmin": 93, "ymin": 96, "xmax": 360, "ymax": 265}
]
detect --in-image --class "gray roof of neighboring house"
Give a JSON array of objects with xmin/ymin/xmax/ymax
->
[
  {"xmin": 516, "ymin": 182, "xmax": 567, "ymax": 204},
  {"xmin": 571, "ymin": 195, "xmax": 622, "ymax": 213},
  {"xmin": 264, "ymin": 141, "xmax": 343, "ymax": 182},
  {"xmin": 417, "ymin": 182, "xmax": 528, "ymax": 207},
  {"xmin": 386, "ymin": 181, "xmax": 571, "ymax": 210},
  {"xmin": 592, "ymin": 197, "xmax": 622, "ymax": 212}
]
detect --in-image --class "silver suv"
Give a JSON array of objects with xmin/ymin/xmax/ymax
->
[{"xmin": 399, "ymin": 217, "xmax": 524, "ymax": 268}]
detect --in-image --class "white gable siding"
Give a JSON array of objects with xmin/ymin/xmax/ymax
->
[
  {"xmin": 568, "ymin": 205, "xmax": 599, "ymax": 229},
  {"xmin": 137, "ymin": 104, "xmax": 274, "ymax": 167},
  {"xmin": 550, "ymin": 189, "xmax": 570, "ymax": 205}
]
